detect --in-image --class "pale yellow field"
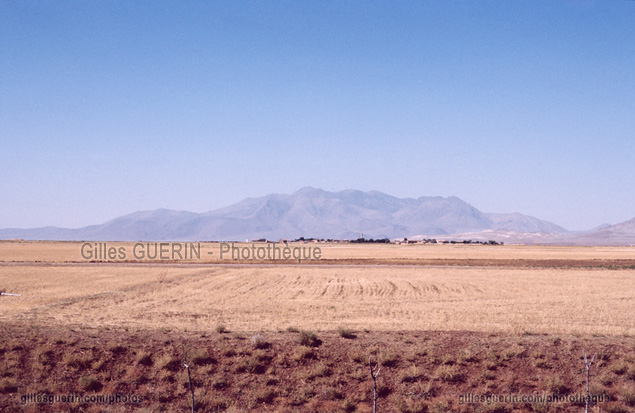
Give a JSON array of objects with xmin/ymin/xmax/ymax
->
[
  {"xmin": 3, "ymin": 240, "xmax": 635, "ymax": 262},
  {"xmin": 1, "ymin": 242, "xmax": 634, "ymax": 335}
]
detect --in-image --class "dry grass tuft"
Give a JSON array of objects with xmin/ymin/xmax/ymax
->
[
  {"xmin": 78, "ymin": 376, "xmax": 102, "ymax": 391},
  {"xmin": 338, "ymin": 326, "xmax": 357, "ymax": 339},
  {"xmin": 156, "ymin": 353, "xmax": 181, "ymax": 372},
  {"xmin": 298, "ymin": 330, "xmax": 321, "ymax": 347},
  {"xmin": 434, "ymin": 364, "xmax": 465, "ymax": 383},
  {"xmin": 250, "ymin": 333, "xmax": 269, "ymax": 349},
  {"xmin": 135, "ymin": 350, "xmax": 153, "ymax": 366},
  {"xmin": 0, "ymin": 378, "xmax": 18, "ymax": 393}
]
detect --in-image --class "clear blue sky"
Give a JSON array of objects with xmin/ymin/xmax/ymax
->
[{"xmin": 1, "ymin": 1, "xmax": 634, "ymax": 231}]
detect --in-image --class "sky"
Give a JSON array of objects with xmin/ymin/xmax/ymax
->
[{"xmin": 1, "ymin": 1, "xmax": 634, "ymax": 231}]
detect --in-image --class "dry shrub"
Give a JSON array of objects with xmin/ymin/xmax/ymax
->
[
  {"xmin": 0, "ymin": 378, "xmax": 18, "ymax": 393},
  {"xmin": 434, "ymin": 364, "xmax": 465, "ymax": 383},
  {"xmin": 33, "ymin": 346, "xmax": 56, "ymax": 367},
  {"xmin": 620, "ymin": 387, "xmax": 635, "ymax": 407},
  {"xmin": 603, "ymin": 404, "xmax": 629, "ymax": 413},
  {"xmin": 484, "ymin": 404, "xmax": 512, "ymax": 413},
  {"xmin": 251, "ymin": 333, "xmax": 269, "ymax": 349},
  {"xmin": 78, "ymin": 376, "xmax": 102, "ymax": 391},
  {"xmin": 303, "ymin": 362, "xmax": 331, "ymax": 380},
  {"xmin": 400, "ymin": 365, "xmax": 424, "ymax": 383},
  {"xmin": 394, "ymin": 396, "xmax": 429, "ymax": 413},
  {"xmin": 545, "ymin": 376, "xmax": 568, "ymax": 395},
  {"xmin": 211, "ymin": 376, "xmax": 228, "ymax": 389},
  {"xmin": 532, "ymin": 352, "xmax": 549, "ymax": 369},
  {"xmin": 236, "ymin": 357, "xmax": 265, "ymax": 374},
  {"xmin": 440, "ymin": 354, "xmax": 455, "ymax": 365},
  {"xmin": 338, "ymin": 326, "xmax": 356, "ymax": 339},
  {"xmin": 107, "ymin": 342, "xmax": 126, "ymax": 354},
  {"xmin": 190, "ymin": 349, "xmax": 216, "ymax": 365},
  {"xmin": 293, "ymin": 346, "xmax": 316, "ymax": 362},
  {"xmin": 221, "ymin": 346, "xmax": 237, "ymax": 357},
  {"xmin": 349, "ymin": 350, "xmax": 366, "ymax": 364},
  {"xmin": 322, "ymin": 387, "xmax": 344, "ymax": 400},
  {"xmin": 380, "ymin": 351, "xmax": 399, "ymax": 367},
  {"xmin": 610, "ymin": 360, "xmax": 629, "ymax": 375},
  {"xmin": 599, "ymin": 372, "xmax": 616, "ymax": 386},
  {"xmin": 136, "ymin": 350, "xmax": 153, "ymax": 366},
  {"xmin": 298, "ymin": 330, "xmax": 321, "ymax": 347},
  {"xmin": 457, "ymin": 349, "xmax": 478, "ymax": 364},
  {"xmin": 253, "ymin": 388, "xmax": 276, "ymax": 404},
  {"xmin": 342, "ymin": 398, "xmax": 357, "ymax": 412},
  {"xmin": 156, "ymin": 353, "xmax": 181, "ymax": 372},
  {"xmin": 63, "ymin": 352, "xmax": 93, "ymax": 370}
]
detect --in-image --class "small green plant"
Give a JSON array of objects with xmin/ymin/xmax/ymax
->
[{"xmin": 215, "ymin": 324, "xmax": 228, "ymax": 334}]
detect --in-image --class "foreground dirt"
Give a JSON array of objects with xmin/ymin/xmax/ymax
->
[{"xmin": 1, "ymin": 324, "xmax": 634, "ymax": 412}]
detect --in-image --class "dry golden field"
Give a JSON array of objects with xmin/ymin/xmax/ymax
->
[
  {"xmin": 3, "ymin": 240, "xmax": 635, "ymax": 262},
  {"xmin": 1, "ymin": 241, "xmax": 634, "ymax": 335}
]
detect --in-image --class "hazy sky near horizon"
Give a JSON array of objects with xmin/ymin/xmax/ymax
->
[{"xmin": 1, "ymin": 1, "xmax": 634, "ymax": 231}]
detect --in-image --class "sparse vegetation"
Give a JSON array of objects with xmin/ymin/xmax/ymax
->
[
  {"xmin": 2, "ymin": 243, "xmax": 635, "ymax": 411},
  {"xmin": 434, "ymin": 364, "xmax": 465, "ymax": 383},
  {"xmin": 157, "ymin": 354, "xmax": 181, "ymax": 372},
  {"xmin": 250, "ymin": 333, "xmax": 268, "ymax": 349},
  {"xmin": 136, "ymin": 350, "xmax": 153, "ymax": 366},
  {"xmin": 338, "ymin": 326, "xmax": 357, "ymax": 339},
  {"xmin": 0, "ymin": 378, "xmax": 18, "ymax": 394},
  {"xmin": 298, "ymin": 330, "xmax": 321, "ymax": 347},
  {"xmin": 78, "ymin": 376, "xmax": 102, "ymax": 391}
]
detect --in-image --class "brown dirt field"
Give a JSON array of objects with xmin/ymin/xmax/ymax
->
[{"xmin": 1, "ymin": 324, "xmax": 635, "ymax": 412}]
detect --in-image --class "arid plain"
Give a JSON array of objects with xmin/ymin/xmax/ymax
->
[
  {"xmin": 2, "ymin": 241, "xmax": 635, "ymax": 412},
  {"xmin": 2, "ymin": 241, "xmax": 635, "ymax": 335}
]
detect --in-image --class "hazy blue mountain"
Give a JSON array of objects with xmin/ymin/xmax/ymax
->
[
  {"xmin": 557, "ymin": 217, "xmax": 635, "ymax": 246},
  {"xmin": 0, "ymin": 187, "xmax": 574, "ymax": 241}
]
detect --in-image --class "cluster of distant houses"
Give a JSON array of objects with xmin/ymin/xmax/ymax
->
[{"xmin": 252, "ymin": 237, "xmax": 503, "ymax": 245}]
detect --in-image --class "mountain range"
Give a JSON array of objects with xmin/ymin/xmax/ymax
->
[{"xmin": 1, "ymin": 187, "xmax": 633, "ymax": 245}]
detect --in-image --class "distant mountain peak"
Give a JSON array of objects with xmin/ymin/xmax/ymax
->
[{"xmin": 1, "ymin": 188, "xmax": 610, "ymax": 243}]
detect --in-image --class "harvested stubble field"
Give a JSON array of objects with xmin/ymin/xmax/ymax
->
[{"xmin": 1, "ymin": 241, "xmax": 635, "ymax": 412}]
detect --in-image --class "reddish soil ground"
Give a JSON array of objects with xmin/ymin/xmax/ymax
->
[{"xmin": 1, "ymin": 323, "xmax": 634, "ymax": 412}]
